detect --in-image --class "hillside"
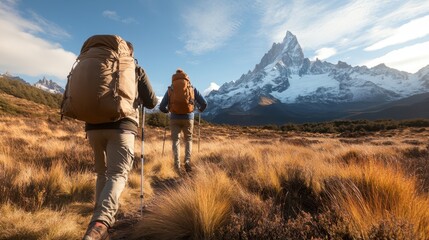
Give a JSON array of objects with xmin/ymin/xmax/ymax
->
[
  {"xmin": 0, "ymin": 75, "xmax": 62, "ymax": 110},
  {"xmin": 0, "ymin": 92, "xmax": 58, "ymax": 118},
  {"xmin": 347, "ymin": 92, "xmax": 429, "ymax": 120}
]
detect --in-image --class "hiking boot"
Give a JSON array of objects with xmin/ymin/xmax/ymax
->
[
  {"xmin": 82, "ymin": 221, "xmax": 109, "ymax": 240},
  {"xmin": 185, "ymin": 162, "xmax": 192, "ymax": 173},
  {"xmin": 174, "ymin": 164, "xmax": 182, "ymax": 176}
]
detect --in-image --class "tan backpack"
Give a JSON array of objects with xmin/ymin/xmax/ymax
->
[
  {"xmin": 61, "ymin": 35, "xmax": 138, "ymax": 124},
  {"xmin": 168, "ymin": 69, "xmax": 195, "ymax": 114}
]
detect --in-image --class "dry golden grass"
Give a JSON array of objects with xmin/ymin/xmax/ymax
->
[
  {"xmin": 328, "ymin": 162, "xmax": 429, "ymax": 238},
  {"xmin": 1, "ymin": 113, "xmax": 429, "ymax": 239},
  {"xmin": 128, "ymin": 129, "xmax": 429, "ymax": 239},
  {"xmin": 132, "ymin": 166, "xmax": 235, "ymax": 240},
  {"xmin": 0, "ymin": 116, "xmax": 92, "ymax": 238},
  {"xmin": 0, "ymin": 203, "xmax": 82, "ymax": 240}
]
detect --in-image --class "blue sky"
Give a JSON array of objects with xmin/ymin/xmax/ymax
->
[{"xmin": 1, "ymin": 0, "xmax": 429, "ymax": 96}]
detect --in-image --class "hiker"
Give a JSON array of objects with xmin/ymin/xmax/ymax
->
[
  {"xmin": 84, "ymin": 41, "xmax": 157, "ymax": 240},
  {"xmin": 62, "ymin": 36, "xmax": 157, "ymax": 240},
  {"xmin": 159, "ymin": 68, "xmax": 207, "ymax": 174}
]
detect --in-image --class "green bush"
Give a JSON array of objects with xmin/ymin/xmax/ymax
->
[
  {"xmin": 400, "ymin": 119, "xmax": 429, "ymax": 128},
  {"xmin": 146, "ymin": 112, "xmax": 169, "ymax": 127},
  {"xmin": 276, "ymin": 119, "xmax": 426, "ymax": 134}
]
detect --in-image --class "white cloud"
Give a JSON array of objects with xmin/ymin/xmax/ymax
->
[
  {"xmin": 312, "ymin": 47, "xmax": 337, "ymax": 61},
  {"xmin": 181, "ymin": 1, "xmax": 241, "ymax": 54},
  {"xmin": 256, "ymin": 0, "xmax": 429, "ymax": 51},
  {"xmin": 203, "ymin": 82, "xmax": 220, "ymax": 96},
  {"xmin": 102, "ymin": 10, "xmax": 137, "ymax": 24},
  {"xmin": 255, "ymin": 0, "xmax": 380, "ymax": 49},
  {"xmin": 0, "ymin": 1, "xmax": 76, "ymax": 80},
  {"xmin": 363, "ymin": 41, "xmax": 429, "ymax": 73},
  {"xmin": 365, "ymin": 15, "xmax": 429, "ymax": 51},
  {"xmin": 29, "ymin": 10, "xmax": 71, "ymax": 39},
  {"xmin": 102, "ymin": 10, "xmax": 120, "ymax": 20}
]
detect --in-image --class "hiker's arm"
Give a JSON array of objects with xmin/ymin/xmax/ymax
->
[
  {"xmin": 159, "ymin": 91, "xmax": 169, "ymax": 113},
  {"xmin": 137, "ymin": 66, "xmax": 158, "ymax": 109},
  {"xmin": 194, "ymin": 88, "xmax": 207, "ymax": 112}
]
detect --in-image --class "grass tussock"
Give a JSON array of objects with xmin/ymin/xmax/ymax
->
[
  {"xmin": 1, "ymin": 161, "xmax": 69, "ymax": 210},
  {"xmin": 0, "ymin": 203, "xmax": 82, "ymax": 240},
  {"xmin": 67, "ymin": 172, "xmax": 95, "ymax": 202},
  {"xmin": 326, "ymin": 163, "xmax": 429, "ymax": 238},
  {"xmin": 132, "ymin": 166, "xmax": 235, "ymax": 240}
]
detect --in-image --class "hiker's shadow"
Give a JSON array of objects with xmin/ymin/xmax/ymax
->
[{"xmin": 150, "ymin": 176, "xmax": 181, "ymax": 192}]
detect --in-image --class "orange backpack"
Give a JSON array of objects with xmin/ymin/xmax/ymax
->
[{"xmin": 168, "ymin": 70, "xmax": 195, "ymax": 114}]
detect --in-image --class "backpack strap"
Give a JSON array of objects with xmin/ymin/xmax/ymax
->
[{"xmin": 61, "ymin": 59, "xmax": 79, "ymax": 121}]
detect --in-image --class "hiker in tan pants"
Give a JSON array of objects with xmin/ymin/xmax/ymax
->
[
  {"xmin": 170, "ymin": 119, "xmax": 194, "ymax": 170},
  {"xmin": 159, "ymin": 69, "xmax": 207, "ymax": 174},
  {"xmin": 82, "ymin": 41, "xmax": 158, "ymax": 240}
]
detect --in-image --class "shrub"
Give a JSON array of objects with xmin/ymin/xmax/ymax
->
[
  {"xmin": 280, "ymin": 124, "xmax": 299, "ymax": 132},
  {"xmin": 402, "ymin": 147, "xmax": 428, "ymax": 159},
  {"xmin": 368, "ymin": 217, "xmax": 417, "ymax": 240},
  {"xmin": 400, "ymin": 119, "xmax": 429, "ymax": 128},
  {"xmin": 146, "ymin": 112, "xmax": 168, "ymax": 127}
]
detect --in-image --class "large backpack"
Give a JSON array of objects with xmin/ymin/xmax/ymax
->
[
  {"xmin": 61, "ymin": 35, "xmax": 138, "ymax": 124},
  {"xmin": 168, "ymin": 69, "xmax": 195, "ymax": 114}
]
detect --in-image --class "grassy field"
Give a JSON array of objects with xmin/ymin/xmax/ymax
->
[{"xmin": 0, "ymin": 94, "xmax": 429, "ymax": 239}]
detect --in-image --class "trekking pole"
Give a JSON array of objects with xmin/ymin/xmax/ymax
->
[
  {"xmin": 198, "ymin": 112, "xmax": 201, "ymax": 152},
  {"xmin": 162, "ymin": 113, "xmax": 168, "ymax": 156},
  {"xmin": 140, "ymin": 105, "xmax": 145, "ymax": 216}
]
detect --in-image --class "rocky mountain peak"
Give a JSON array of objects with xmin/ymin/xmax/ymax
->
[
  {"xmin": 416, "ymin": 64, "xmax": 429, "ymax": 76},
  {"xmin": 34, "ymin": 77, "xmax": 64, "ymax": 94},
  {"xmin": 38, "ymin": 76, "xmax": 51, "ymax": 84},
  {"xmin": 254, "ymin": 31, "xmax": 304, "ymax": 72},
  {"xmin": 416, "ymin": 64, "xmax": 429, "ymax": 88},
  {"xmin": 282, "ymin": 31, "xmax": 296, "ymax": 44},
  {"xmin": 336, "ymin": 61, "xmax": 351, "ymax": 69}
]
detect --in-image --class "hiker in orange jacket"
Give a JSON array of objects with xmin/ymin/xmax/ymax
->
[{"xmin": 159, "ymin": 69, "xmax": 207, "ymax": 174}]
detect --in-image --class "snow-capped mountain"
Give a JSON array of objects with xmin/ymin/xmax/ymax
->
[
  {"xmin": 203, "ymin": 82, "xmax": 220, "ymax": 96},
  {"xmin": 33, "ymin": 77, "xmax": 64, "ymax": 94},
  {"xmin": 144, "ymin": 96, "xmax": 163, "ymax": 113},
  {"xmin": 0, "ymin": 72, "xmax": 27, "ymax": 84},
  {"xmin": 205, "ymin": 31, "xmax": 429, "ymax": 125}
]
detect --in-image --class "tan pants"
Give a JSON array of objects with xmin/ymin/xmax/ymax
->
[
  {"xmin": 170, "ymin": 119, "xmax": 194, "ymax": 168},
  {"xmin": 87, "ymin": 129, "xmax": 135, "ymax": 227}
]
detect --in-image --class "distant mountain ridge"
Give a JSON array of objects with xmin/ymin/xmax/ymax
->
[
  {"xmin": 34, "ymin": 77, "xmax": 65, "ymax": 94},
  {"xmin": 0, "ymin": 72, "xmax": 64, "ymax": 94},
  {"xmin": 205, "ymin": 31, "xmax": 429, "ymax": 125},
  {"xmin": 0, "ymin": 72, "xmax": 27, "ymax": 84}
]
